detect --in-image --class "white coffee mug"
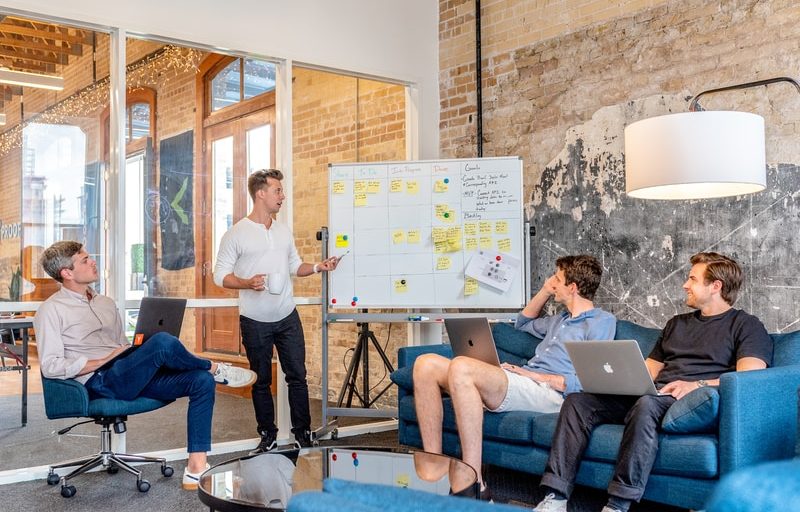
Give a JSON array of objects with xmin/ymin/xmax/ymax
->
[{"xmin": 267, "ymin": 272, "xmax": 286, "ymax": 295}]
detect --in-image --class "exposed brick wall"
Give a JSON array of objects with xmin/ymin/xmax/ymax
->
[{"xmin": 291, "ymin": 67, "xmax": 407, "ymax": 405}]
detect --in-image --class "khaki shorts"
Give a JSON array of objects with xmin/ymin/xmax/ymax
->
[{"xmin": 487, "ymin": 369, "xmax": 564, "ymax": 414}]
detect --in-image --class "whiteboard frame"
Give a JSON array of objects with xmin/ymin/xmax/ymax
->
[{"xmin": 327, "ymin": 157, "xmax": 527, "ymax": 309}]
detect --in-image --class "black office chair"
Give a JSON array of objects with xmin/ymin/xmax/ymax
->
[{"xmin": 42, "ymin": 376, "xmax": 175, "ymax": 497}]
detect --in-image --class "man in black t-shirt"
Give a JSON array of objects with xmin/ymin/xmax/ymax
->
[{"xmin": 533, "ymin": 252, "xmax": 773, "ymax": 512}]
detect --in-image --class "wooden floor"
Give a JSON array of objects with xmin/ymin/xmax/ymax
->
[{"xmin": 0, "ymin": 348, "xmax": 41, "ymax": 396}]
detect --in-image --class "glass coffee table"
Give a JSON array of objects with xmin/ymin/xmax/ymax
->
[{"xmin": 198, "ymin": 446, "xmax": 478, "ymax": 511}]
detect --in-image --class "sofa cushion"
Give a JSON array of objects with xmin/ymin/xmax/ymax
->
[
  {"xmin": 491, "ymin": 322, "xmax": 540, "ymax": 364},
  {"xmin": 391, "ymin": 366, "xmax": 414, "ymax": 393},
  {"xmin": 662, "ymin": 386, "xmax": 720, "ymax": 433},
  {"xmin": 771, "ymin": 330, "xmax": 800, "ymax": 367},
  {"xmin": 530, "ymin": 412, "xmax": 719, "ymax": 478},
  {"xmin": 614, "ymin": 320, "xmax": 661, "ymax": 356}
]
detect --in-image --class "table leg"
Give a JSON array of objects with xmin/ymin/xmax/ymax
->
[{"xmin": 21, "ymin": 327, "xmax": 28, "ymax": 427}]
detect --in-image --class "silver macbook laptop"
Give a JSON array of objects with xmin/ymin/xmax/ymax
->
[
  {"xmin": 565, "ymin": 340, "xmax": 662, "ymax": 396},
  {"xmin": 444, "ymin": 317, "xmax": 501, "ymax": 367}
]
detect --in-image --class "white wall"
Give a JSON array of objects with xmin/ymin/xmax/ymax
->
[{"xmin": 0, "ymin": 0, "xmax": 440, "ymax": 158}]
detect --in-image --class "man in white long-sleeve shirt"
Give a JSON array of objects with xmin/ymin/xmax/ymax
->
[{"xmin": 214, "ymin": 169, "xmax": 338, "ymax": 453}]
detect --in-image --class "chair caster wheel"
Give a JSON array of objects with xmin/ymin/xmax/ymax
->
[
  {"xmin": 107, "ymin": 464, "xmax": 119, "ymax": 474},
  {"xmin": 137, "ymin": 479, "xmax": 151, "ymax": 493},
  {"xmin": 61, "ymin": 485, "xmax": 77, "ymax": 498},
  {"xmin": 161, "ymin": 465, "xmax": 174, "ymax": 477},
  {"xmin": 47, "ymin": 473, "xmax": 60, "ymax": 486}
]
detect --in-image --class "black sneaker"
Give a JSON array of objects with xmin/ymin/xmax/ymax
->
[
  {"xmin": 293, "ymin": 429, "xmax": 313, "ymax": 449},
  {"xmin": 249, "ymin": 431, "xmax": 277, "ymax": 455}
]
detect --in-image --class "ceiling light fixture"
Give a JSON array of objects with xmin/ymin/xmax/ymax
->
[
  {"xmin": 624, "ymin": 77, "xmax": 800, "ymax": 200},
  {"xmin": 0, "ymin": 68, "xmax": 64, "ymax": 91}
]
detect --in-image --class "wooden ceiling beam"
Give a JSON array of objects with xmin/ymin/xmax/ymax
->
[
  {"xmin": 0, "ymin": 57, "xmax": 51, "ymax": 74},
  {"xmin": 0, "ymin": 37, "xmax": 82, "ymax": 56},
  {"xmin": 0, "ymin": 24, "xmax": 92, "ymax": 45},
  {"xmin": 0, "ymin": 47, "xmax": 67, "ymax": 65}
]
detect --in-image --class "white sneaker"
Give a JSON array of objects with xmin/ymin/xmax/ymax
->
[
  {"xmin": 213, "ymin": 362, "xmax": 256, "ymax": 388},
  {"xmin": 182, "ymin": 463, "xmax": 210, "ymax": 490},
  {"xmin": 533, "ymin": 493, "xmax": 568, "ymax": 512}
]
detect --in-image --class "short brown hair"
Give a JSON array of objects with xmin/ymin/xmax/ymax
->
[
  {"xmin": 689, "ymin": 252, "xmax": 743, "ymax": 306},
  {"xmin": 248, "ymin": 169, "xmax": 284, "ymax": 201},
  {"xmin": 556, "ymin": 254, "xmax": 603, "ymax": 300},
  {"xmin": 40, "ymin": 241, "xmax": 83, "ymax": 283}
]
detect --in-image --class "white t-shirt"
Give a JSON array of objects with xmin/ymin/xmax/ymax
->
[{"xmin": 213, "ymin": 217, "xmax": 303, "ymax": 323}]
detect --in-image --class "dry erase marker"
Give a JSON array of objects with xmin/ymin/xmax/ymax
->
[{"xmin": 337, "ymin": 250, "xmax": 351, "ymax": 261}]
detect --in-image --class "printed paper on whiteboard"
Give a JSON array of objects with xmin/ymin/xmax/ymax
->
[{"xmin": 464, "ymin": 250, "xmax": 520, "ymax": 293}]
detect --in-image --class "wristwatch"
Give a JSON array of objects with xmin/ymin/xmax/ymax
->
[{"xmin": 696, "ymin": 379, "xmax": 708, "ymax": 388}]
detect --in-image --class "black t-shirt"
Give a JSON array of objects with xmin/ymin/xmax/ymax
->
[{"xmin": 648, "ymin": 308, "xmax": 773, "ymax": 388}]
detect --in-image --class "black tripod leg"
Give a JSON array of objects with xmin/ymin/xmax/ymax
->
[{"xmin": 336, "ymin": 333, "xmax": 365, "ymax": 408}]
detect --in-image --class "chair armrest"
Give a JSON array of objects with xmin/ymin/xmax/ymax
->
[
  {"xmin": 718, "ymin": 364, "xmax": 800, "ymax": 474},
  {"xmin": 42, "ymin": 376, "xmax": 91, "ymax": 419},
  {"xmin": 397, "ymin": 344, "xmax": 453, "ymax": 369}
]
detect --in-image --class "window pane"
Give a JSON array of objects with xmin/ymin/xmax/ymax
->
[
  {"xmin": 130, "ymin": 103, "xmax": 151, "ymax": 140},
  {"xmin": 211, "ymin": 59, "xmax": 241, "ymax": 111},
  {"xmin": 125, "ymin": 154, "xmax": 145, "ymax": 300},
  {"xmin": 212, "ymin": 136, "xmax": 234, "ymax": 267},
  {"xmin": 246, "ymin": 124, "xmax": 271, "ymax": 212},
  {"xmin": 243, "ymin": 59, "xmax": 276, "ymax": 99}
]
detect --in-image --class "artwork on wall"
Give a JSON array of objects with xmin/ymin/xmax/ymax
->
[
  {"xmin": 529, "ymin": 100, "xmax": 800, "ymax": 332},
  {"xmin": 159, "ymin": 130, "xmax": 195, "ymax": 271}
]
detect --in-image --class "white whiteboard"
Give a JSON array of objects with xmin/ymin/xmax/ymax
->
[{"xmin": 327, "ymin": 157, "xmax": 526, "ymax": 308}]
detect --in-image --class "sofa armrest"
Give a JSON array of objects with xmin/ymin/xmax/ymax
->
[
  {"xmin": 397, "ymin": 344, "xmax": 453, "ymax": 369},
  {"xmin": 41, "ymin": 376, "xmax": 91, "ymax": 419},
  {"xmin": 718, "ymin": 364, "xmax": 800, "ymax": 474}
]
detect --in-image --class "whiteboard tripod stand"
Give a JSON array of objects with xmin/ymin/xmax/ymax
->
[{"xmin": 336, "ymin": 319, "xmax": 396, "ymax": 409}]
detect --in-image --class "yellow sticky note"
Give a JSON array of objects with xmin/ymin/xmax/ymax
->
[
  {"xmin": 431, "ymin": 227, "xmax": 447, "ymax": 243},
  {"xmin": 446, "ymin": 226, "xmax": 462, "ymax": 242},
  {"xmin": 436, "ymin": 256, "xmax": 451, "ymax": 271},
  {"xmin": 332, "ymin": 181, "xmax": 346, "ymax": 194},
  {"xmin": 392, "ymin": 230, "xmax": 406, "ymax": 244},
  {"xmin": 433, "ymin": 180, "xmax": 448, "ymax": 193},
  {"xmin": 497, "ymin": 238, "xmax": 512, "ymax": 252},
  {"xmin": 443, "ymin": 210, "xmax": 456, "ymax": 223},
  {"xmin": 407, "ymin": 230, "xmax": 421, "ymax": 244},
  {"xmin": 434, "ymin": 241, "xmax": 447, "ymax": 253},
  {"xmin": 354, "ymin": 181, "xmax": 367, "ymax": 193},
  {"xmin": 464, "ymin": 277, "xmax": 479, "ymax": 296},
  {"xmin": 335, "ymin": 234, "xmax": 350, "ymax": 248},
  {"xmin": 495, "ymin": 221, "xmax": 508, "ymax": 234},
  {"xmin": 479, "ymin": 236, "xmax": 493, "ymax": 249},
  {"xmin": 466, "ymin": 237, "xmax": 478, "ymax": 250},
  {"xmin": 406, "ymin": 180, "xmax": 419, "ymax": 194},
  {"xmin": 394, "ymin": 279, "xmax": 408, "ymax": 293},
  {"xmin": 354, "ymin": 192, "xmax": 367, "ymax": 207},
  {"xmin": 396, "ymin": 473, "xmax": 410, "ymax": 488},
  {"xmin": 434, "ymin": 204, "xmax": 448, "ymax": 218},
  {"xmin": 390, "ymin": 179, "xmax": 403, "ymax": 193},
  {"xmin": 479, "ymin": 221, "xmax": 492, "ymax": 234},
  {"xmin": 367, "ymin": 180, "xmax": 381, "ymax": 194},
  {"xmin": 465, "ymin": 223, "xmax": 477, "ymax": 236},
  {"xmin": 446, "ymin": 238, "xmax": 462, "ymax": 252}
]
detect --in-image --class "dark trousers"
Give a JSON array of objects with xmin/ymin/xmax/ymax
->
[
  {"xmin": 240, "ymin": 309, "xmax": 310, "ymax": 436},
  {"xmin": 85, "ymin": 332, "xmax": 215, "ymax": 453},
  {"xmin": 541, "ymin": 392, "xmax": 676, "ymax": 501}
]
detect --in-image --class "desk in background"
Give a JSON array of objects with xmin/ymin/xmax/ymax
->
[{"xmin": 0, "ymin": 317, "xmax": 32, "ymax": 426}]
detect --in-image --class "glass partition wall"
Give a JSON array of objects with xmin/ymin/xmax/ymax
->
[{"xmin": 0, "ymin": 10, "xmax": 410, "ymax": 473}]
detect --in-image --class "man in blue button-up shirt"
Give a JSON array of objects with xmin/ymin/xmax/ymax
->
[{"xmin": 413, "ymin": 255, "xmax": 616, "ymax": 498}]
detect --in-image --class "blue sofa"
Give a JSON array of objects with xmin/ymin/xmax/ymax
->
[{"xmin": 391, "ymin": 320, "xmax": 800, "ymax": 510}]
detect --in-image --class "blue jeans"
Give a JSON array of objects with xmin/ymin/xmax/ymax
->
[
  {"xmin": 85, "ymin": 332, "xmax": 215, "ymax": 453},
  {"xmin": 240, "ymin": 309, "xmax": 310, "ymax": 436},
  {"xmin": 541, "ymin": 392, "xmax": 676, "ymax": 502}
]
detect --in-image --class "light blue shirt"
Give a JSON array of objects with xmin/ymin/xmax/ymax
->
[{"xmin": 515, "ymin": 308, "xmax": 616, "ymax": 395}]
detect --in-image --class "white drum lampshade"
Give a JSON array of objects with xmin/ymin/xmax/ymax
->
[{"xmin": 624, "ymin": 111, "xmax": 766, "ymax": 200}]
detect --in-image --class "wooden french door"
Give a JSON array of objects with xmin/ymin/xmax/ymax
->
[{"xmin": 198, "ymin": 107, "xmax": 275, "ymax": 354}]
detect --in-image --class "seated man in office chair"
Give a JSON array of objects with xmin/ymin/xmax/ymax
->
[
  {"xmin": 413, "ymin": 255, "xmax": 616, "ymax": 500},
  {"xmin": 33, "ymin": 240, "xmax": 257, "ymax": 490}
]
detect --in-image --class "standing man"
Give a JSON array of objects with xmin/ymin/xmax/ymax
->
[
  {"xmin": 533, "ymin": 252, "xmax": 773, "ymax": 512},
  {"xmin": 214, "ymin": 169, "xmax": 338, "ymax": 453},
  {"xmin": 413, "ymin": 255, "xmax": 616, "ymax": 498},
  {"xmin": 34, "ymin": 241, "xmax": 257, "ymax": 490}
]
